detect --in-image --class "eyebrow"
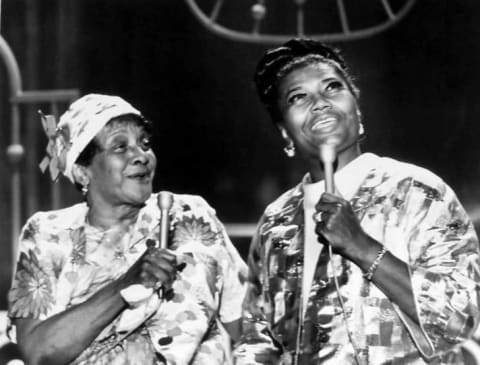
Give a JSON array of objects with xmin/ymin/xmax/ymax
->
[
  {"xmin": 105, "ymin": 128, "xmax": 152, "ymax": 145},
  {"xmin": 284, "ymin": 86, "xmax": 304, "ymax": 97}
]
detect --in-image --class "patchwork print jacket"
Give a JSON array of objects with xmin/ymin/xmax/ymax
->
[{"xmin": 234, "ymin": 155, "xmax": 480, "ymax": 365}]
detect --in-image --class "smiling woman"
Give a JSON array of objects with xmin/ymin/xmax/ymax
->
[
  {"xmin": 233, "ymin": 39, "xmax": 480, "ymax": 365},
  {"xmin": 276, "ymin": 61, "xmax": 361, "ymax": 181},
  {"xmin": 74, "ymin": 116, "xmax": 157, "ymax": 211},
  {"xmin": 7, "ymin": 94, "xmax": 247, "ymax": 365}
]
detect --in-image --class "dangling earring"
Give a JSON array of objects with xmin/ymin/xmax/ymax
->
[
  {"xmin": 279, "ymin": 127, "xmax": 295, "ymax": 157},
  {"xmin": 359, "ymin": 122, "xmax": 365, "ymax": 137},
  {"xmin": 82, "ymin": 184, "xmax": 89, "ymax": 196},
  {"xmin": 283, "ymin": 140, "xmax": 296, "ymax": 157},
  {"xmin": 356, "ymin": 108, "xmax": 366, "ymax": 139}
]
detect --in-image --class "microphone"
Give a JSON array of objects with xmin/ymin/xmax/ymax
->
[
  {"xmin": 319, "ymin": 143, "xmax": 337, "ymax": 194},
  {"xmin": 119, "ymin": 192, "xmax": 173, "ymax": 319},
  {"xmin": 318, "ymin": 142, "xmax": 362, "ymax": 364},
  {"xmin": 157, "ymin": 191, "xmax": 173, "ymax": 249}
]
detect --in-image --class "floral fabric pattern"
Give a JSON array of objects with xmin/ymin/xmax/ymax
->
[
  {"xmin": 8, "ymin": 193, "xmax": 247, "ymax": 365},
  {"xmin": 234, "ymin": 154, "xmax": 480, "ymax": 365}
]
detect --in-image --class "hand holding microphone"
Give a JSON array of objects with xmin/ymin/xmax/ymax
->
[
  {"xmin": 120, "ymin": 192, "xmax": 177, "ymax": 298},
  {"xmin": 315, "ymin": 142, "xmax": 367, "ymax": 257},
  {"xmin": 314, "ymin": 140, "xmax": 340, "ymax": 245}
]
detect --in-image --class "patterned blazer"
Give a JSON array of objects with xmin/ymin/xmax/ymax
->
[
  {"xmin": 8, "ymin": 193, "xmax": 247, "ymax": 365},
  {"xmin": 234, "ymin": 154, "xmax": 480, "ymax": 365}
]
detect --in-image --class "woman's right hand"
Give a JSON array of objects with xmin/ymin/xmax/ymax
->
[
  {"xmin": 13, "ymin": 244, "xmax": 178, "ymax": 365},
  {"xmin": 121, "ymin": 245, "xmax": 178, "ymax": 291}
]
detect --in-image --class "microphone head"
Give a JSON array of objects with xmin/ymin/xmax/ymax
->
[
  {"xmin": 158, "ymin": 191, "xmax": 173, "ymax": 210},
  {"xmin": 319, "ymin": 142, "xmax": 337, "ymax": 164}
]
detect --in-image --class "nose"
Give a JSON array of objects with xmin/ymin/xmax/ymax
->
[
  {"xmin": 311, "ymin": 93, "xmax": 331, "ymax": 112},
  {"xmin": 130, "ymin": 145, "xmax": 150, "ymax": 165}
]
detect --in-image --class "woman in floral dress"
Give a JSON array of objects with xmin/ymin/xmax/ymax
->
[
  {"xmin": 8, "ymin": 94, "xmax": 247, "ymax": 365},
  {"xmin": 233, "ymin": 39, "xmax": 480, "ymax": 364}
]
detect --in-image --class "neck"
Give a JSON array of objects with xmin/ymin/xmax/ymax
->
[
  {"xmin": 309, "ymin": 143, "xmax": 361, "ymax": 183},
  {"xmin": 86, "ymin": 202, "xmax": 141, "ymax": 230}
]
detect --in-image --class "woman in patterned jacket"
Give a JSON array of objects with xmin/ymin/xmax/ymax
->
[
  {"xmin": 8, "ymin": 94, "xmax": 247, "ymax": 365},
  {"xmin": 233, "ymin": 39, "xmax": 480, "ymax": 364}
]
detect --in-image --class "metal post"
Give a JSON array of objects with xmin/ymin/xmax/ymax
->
[{"xmin": 0, "ymin": 35, "xmax": 23, "ymax": 268}]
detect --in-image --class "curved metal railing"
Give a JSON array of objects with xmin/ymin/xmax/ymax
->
[{"xmin": 185, "ymin": 0, "xmax": 417, "ymax": 44}]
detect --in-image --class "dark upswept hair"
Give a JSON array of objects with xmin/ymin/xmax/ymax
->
[{"xmin": 254, "ymin": 38, "xmax": 359, "ymax": 121}]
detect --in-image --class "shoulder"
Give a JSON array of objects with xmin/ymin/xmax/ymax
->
[
  {"xmin": 147, "ymin": 192, "xmax": 216, "ymax": 215},
  {"xmin": 23, "ymin": 203, "xmax": 88, "ymax": 234},
  {"xmin": 379, "ymin": 156, "xmax": 443, "ymax": 183},
  {"xmin": 174, "ymin": 193, "xmax": 216, "ymax": 213},
  {"xmin": 263, "ymin": 182, "xmax": 303, "ymax": 218},
  {"xmin": 17, "ymin": 203, "xmax": 87, "ymax": 249},
  {"xmin": 375, "ymin": 156, "xmax": 449, "ymax": 197}
]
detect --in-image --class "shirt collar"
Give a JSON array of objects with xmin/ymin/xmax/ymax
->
[{"xmin": 303, "ymin": 152, "xmax": 380, "ymax": 209}]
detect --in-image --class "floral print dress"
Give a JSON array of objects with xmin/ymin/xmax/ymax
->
[
  {"xmin": 8, "ymin": 193, "xmax": 247, "ymax": 365},
  {"xmin": 234, "ymin": 153, "xmax": 480, "ymax": 365}
]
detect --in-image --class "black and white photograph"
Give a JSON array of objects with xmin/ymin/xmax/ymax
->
[{"xmin": 1, "ymin": 1, "xmax": 480, "ymax": 364}]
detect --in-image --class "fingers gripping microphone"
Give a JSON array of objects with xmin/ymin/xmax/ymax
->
[
  {"xmin": 319, "ymin": 143, "xmax": 337, "ymax": 194},
  {"xmin": 119, "ymin": 192, "xmax": 173, "ymax": 329},
  {"xmin": 318, "ymin": 142, "xmax": 362, "ymax": 365},
  {"xmin": 158, "ymin": 191, "xmax": 173, "ymax": 249}
]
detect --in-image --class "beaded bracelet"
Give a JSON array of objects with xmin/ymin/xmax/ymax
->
[{"xmin": 363, "ymin": 245, "xmax": 388, "ymax": 281}]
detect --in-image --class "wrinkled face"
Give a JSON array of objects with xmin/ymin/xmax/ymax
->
[
  {"xmin": 85, "ymin": 120, "xmax": 157, "ymax": 207},
  {"xmin": 276, "ymin": 62, "xmax": 360, "ymax": 160}
]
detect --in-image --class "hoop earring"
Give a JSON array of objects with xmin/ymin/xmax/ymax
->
[
  {"xmin": 82, "ymin": 184, "xmax": 89, "ymax": 196},
  {"xmin": 283, "ymin": 141, "xmax": 296, "ymax": 157}
]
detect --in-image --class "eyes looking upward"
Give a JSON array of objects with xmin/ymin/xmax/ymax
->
[
  {"xmin": 285, "ymin": 78, "xmax": 346, "ymax": 107},
  {"xmin": 275, "ymin": 63, "xmax": 361, "ymax": 162}
]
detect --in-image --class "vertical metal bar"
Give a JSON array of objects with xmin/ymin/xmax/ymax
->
[
  {"xmin": 0, "ymin": 36, "xmax": 23, "ymax": 269},
  {"xmin": 380, "ymin": 0, "xmax": 395, "ymax": 20},
  {"xmin": 10, "ymin": 104, "xmax": 21, "ymax": 270},
  {"xmin": 336, "ymin": 0, "xmax": 350, "ymax": 34},
  {"xmin": 252, "ymin": 19, "xmax": 261, "ymax": 35},
  {"xmin": 209, "ymin": 0, "xmax": 224, "ymax": 22},
  {"xmin": 251, "ymin": 1, "xmax": 266, "ymax": 35},
  {"xmin": 296, "ymin": 3, "xmax": 305, "ymax": 37}
]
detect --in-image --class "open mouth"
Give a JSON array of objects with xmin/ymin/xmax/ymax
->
[{"xmin": 311, "ymin": 117, "xmax": 336, "ymax": 131}]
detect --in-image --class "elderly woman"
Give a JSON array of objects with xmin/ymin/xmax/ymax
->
[
  {"xmin": 7, "ymin": 94, "xmax": 247, "ymax": 365},
  {"xmin": 233, "ymin": 39, "xmax": 480, "ymax": 364}
]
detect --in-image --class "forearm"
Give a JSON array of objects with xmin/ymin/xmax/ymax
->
[
  {"xmin": 346, "ymin": 235, "xmax": 418, "ymax": 323},
  {"xmin": 17, "ymin": 278, "xmax": 128, "ymax": 365}
]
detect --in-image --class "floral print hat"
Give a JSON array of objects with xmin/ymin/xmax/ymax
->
[{"xmin": 39, "ymin": 94, "xmax": 142, "ymax": 183}]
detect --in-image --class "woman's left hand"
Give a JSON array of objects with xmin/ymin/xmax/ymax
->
[{"xmin": 313, "ymin": 192, "xmax": 369, "ymax": 259}]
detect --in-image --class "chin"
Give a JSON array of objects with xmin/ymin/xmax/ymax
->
[{"xmin": 129, "ymin": 189, "xmax": 153, "ymax": 206}]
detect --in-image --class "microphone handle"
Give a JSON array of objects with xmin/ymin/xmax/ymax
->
[
  {"xmin": 158, "ymin": 191, "xmax": 173, "ymax": 249},
  {"xmin": 319, "ymin": 144, "xmax": 336, "ymax": 194},
  {"xmin": 324, "ymin": 160, "xmax": 335, "ymax": 194},
  {"xmin": 160, "ymin": 209, "xmax": 169, "ymax": 249}
]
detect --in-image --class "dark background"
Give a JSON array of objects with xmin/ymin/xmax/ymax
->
[{"xmin": 1, "ymin": 0, "xmax": 480, "ymax": 309}]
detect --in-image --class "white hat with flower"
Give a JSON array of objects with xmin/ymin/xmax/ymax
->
[{"xmin": 40, "ymin": 93, "xmax": 142, "ymax": 183}]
